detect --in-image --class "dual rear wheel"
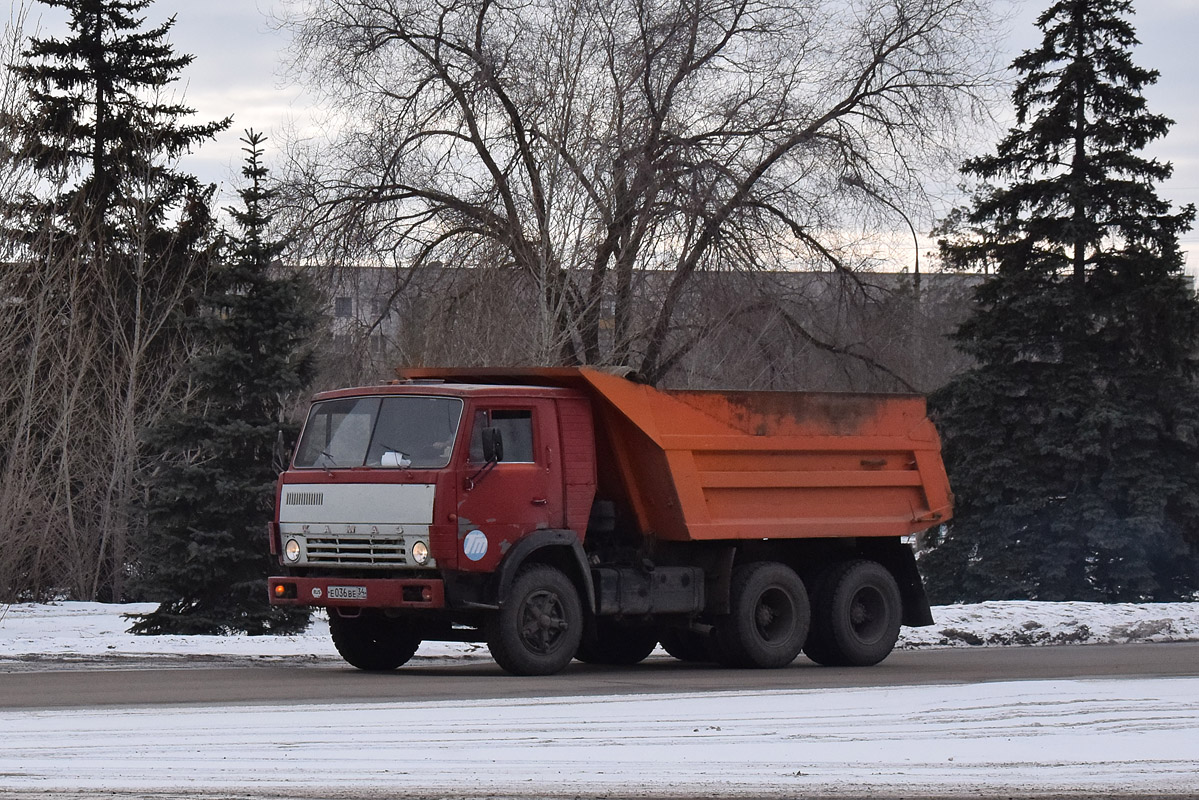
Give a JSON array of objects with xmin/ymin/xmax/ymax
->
[
  {"xmin": 803, "ymin": 559, "xmax": 903, "ymax": 667},
  {"xmin": 660, "ymin": 558, "xmax": 903, "ymax": 669},
  {"xmin": 714, "ymin": 562, "xmax": 811, "ymax": 668},
  {"xmin": 658, "ymin": 562, "xmax": 812, "ymax": 669}
]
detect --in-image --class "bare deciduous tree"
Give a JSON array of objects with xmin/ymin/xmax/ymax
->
[
  {"xmin": 0, "ymin": 151, "xmax": 211, "ymax": 602},
  {"xmin": 280, "ymin": 0, "xmax": 1001, "ymax": 383},
  {"xmin": 0, "ymin": 0, "xmax": 224, "ymax": 602}
]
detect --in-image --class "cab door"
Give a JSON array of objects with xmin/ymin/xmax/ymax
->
[{"xmin": 453, "ymin": 399, "xmax": 564, "ymax": 571}]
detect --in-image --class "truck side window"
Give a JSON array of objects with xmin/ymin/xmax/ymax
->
[{"xmin": 469, "ymin": 409, "xmax": 535, "ymax": 463}]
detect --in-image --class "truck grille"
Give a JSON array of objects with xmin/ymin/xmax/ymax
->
[
  {"xmin": 285, "ymin": 491, "xmax": 324, "ymax": 506},
  {"xmin": 305, "ymin": 533, "xmax": 407, "ymax": 565}
]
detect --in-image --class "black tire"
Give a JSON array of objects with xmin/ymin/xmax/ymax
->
[
  {"xmin": 804, "ymin": 559, "xmax": 902, "ymax": 667},
  {"xmin": 575, "ymin": 619, "xmax": 659, "ymax": 665},
  {"xmin": 658, "ymin": 628, "xmax": 713, "ymax": 662},
  {"xmin": 328, "ymin": 610, "xmax": 422, "ymax": 671},
  {"xmin": 713, "ymin": 562, "xmax": 810, "ymax": 669},
  {"xmin": 798, "ymin": 564, "xmax": 841, "ymax": 665},
  {"xmin": 487, "ymin": 565, "xmax": 583, "ymax": 676}
]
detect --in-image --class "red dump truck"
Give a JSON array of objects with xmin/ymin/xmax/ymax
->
[{"xmin": 268, "ymin": 367, "xmax": 952, "ymax": 675}]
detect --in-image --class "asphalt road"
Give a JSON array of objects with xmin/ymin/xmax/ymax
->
[{"xmin": 2, "ymin": 641, "xmax": 1197, "ymax": 710}]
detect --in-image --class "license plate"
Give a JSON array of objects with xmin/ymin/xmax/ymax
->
[{"xmin": 327, "ymin": 585, "xmax": 367, "ymax": 600}]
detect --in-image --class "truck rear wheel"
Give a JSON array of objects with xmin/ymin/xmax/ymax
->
[
  {"xmin": 658, "ymin": 629, "xmax": 713, "ymax": 662},
  {"xmin": 487, "ymin": 564, "xmax": 583, "ymax": 676},
  {"xmin": 804, "ymin": 559, "xmax": 902, "ymax": 667},
  {"xmin": 575, "ymin": 619, "xmax": 659, "ymax": 665},
  {"xmin": 714, "ymin": 562, "xmax": 810, "ymax": 669},
  {"xmin": 328, "ymin": 610, "xmax": 422, "ymax": 671}
]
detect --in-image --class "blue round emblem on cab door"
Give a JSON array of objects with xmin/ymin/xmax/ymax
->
[{"xmin": 463, "ymin": 529, "xmax": 488, "ymax": 561}]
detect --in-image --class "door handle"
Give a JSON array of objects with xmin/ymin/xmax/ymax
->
[{"xmin": 531, "ymin": 498, "xmax": 548, "ymax": 506}]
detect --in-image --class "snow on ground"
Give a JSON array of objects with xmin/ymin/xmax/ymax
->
[
  {"xmin": 3, "ymin": 599, "xmax": 1198, "ymax": 664},
  {"xmin": 1, "ymin": 602, "xmax": 1199, "ymax": 798},
  {"xmin": 1, "ymin": 676, "xmax": 1197, "ymax": 798},
  {"xmin": 902, "ymin": 600, "xmax": 1199, "ymax": 648}
]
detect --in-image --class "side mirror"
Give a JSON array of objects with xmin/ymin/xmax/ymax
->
[{"xmin": 481, "ymin": 427, "xmax": 504, "ymax": 463}]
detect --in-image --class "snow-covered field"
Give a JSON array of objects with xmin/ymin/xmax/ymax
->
[
  {"xmin": 2, "ymin": 601, "xmax": 1199, "ymax": 799},
  {"xmin": 4, "ymin": 599, "xmax": 1198, "ymax": 665}
]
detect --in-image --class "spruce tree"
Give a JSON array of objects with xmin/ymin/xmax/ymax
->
[
  {"xmin": 5, "ymin": 0, "xmax": 228, "ymax": 260},
  {"xmin": 129, "ymin": 131, "xmax": 319, "ymax": 635},
  {"xmin": 923, "ymin": 0, "xmax": 1199, "ymax": 602}
]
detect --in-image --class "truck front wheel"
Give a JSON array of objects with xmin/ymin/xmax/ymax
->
[
  {"xmin": 328, "ymin": 610, "xmax": 422, "ymax": 671},
  {"xmin": 487, "ymin": 565, "xmax": 583, "ymax": 676},
  {"xmin": 804, "ymin": 559, "xmax": 902, "ymax": 667},
  {"xmin": 714, "ymin": 562, "xmax": 810, "ymax": 668}
]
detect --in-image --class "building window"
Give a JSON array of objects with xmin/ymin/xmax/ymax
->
[
  {"xmin": 334, "ymin": 297, "xmax": 353, "ymax": 317},
  {"xmin": 370, "ymin": 298, "xmax": 391, "ymax": 318}
]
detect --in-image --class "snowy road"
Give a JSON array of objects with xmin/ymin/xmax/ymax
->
[
  {"xmin": 3, "ymin": 642, "xmax": 1199, "ymax": 709},
  {"xmin": 2, "ymin": 648, "xmax": 1198, "ymax": 799},
  {"xmin": 1, "ymin": 676, "xmax": 1196, "ymax": 799},
  {"xmin": 2, "ymin": 601, "xmax": 1198, "ymax": 798}
]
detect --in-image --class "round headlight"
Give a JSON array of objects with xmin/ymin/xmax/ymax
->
[
  {"xmin": 284, "ymin": 538, "xmax": 302, "ymax": 563},
  {"xmin": 411, "ymin": 541, "xmax": 430, "ymax": 566}
]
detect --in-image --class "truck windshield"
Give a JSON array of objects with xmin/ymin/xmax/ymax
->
[{"xmin": 293, "ymin": 396, "xmax": 464, "ymax": 469}]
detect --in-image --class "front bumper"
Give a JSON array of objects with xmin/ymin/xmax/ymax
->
[{"xmin": 268, "ymin": 576, "xmax": 446, "ymax": 609}]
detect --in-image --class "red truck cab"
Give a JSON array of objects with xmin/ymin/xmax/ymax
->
[{"xmin": 271, "ymin": 380, "xmax": 594, "ymax": 605}]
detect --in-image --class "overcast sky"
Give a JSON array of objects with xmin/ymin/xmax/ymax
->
[{"xmin": 15, "ymin": 0, "xmax": 1199, "ymax": 264}]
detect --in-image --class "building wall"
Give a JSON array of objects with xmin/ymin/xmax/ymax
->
[{"xmin": 315, "ymin": 265, "xmax": 979, "ymax": 393}]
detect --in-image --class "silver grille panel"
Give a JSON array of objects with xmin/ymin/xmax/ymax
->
[
  {"xmin": 305, "ymin": 532, "xmax": 407, "ymax": 565},
  {"xmin": 277, "ymin": 484, "xmax": 437, "ymax": 569}
]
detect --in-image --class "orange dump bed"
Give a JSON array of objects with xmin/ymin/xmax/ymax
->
[{"xmin": 399, "ymin": 367, "xmax": 953, "ymax": 543}]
